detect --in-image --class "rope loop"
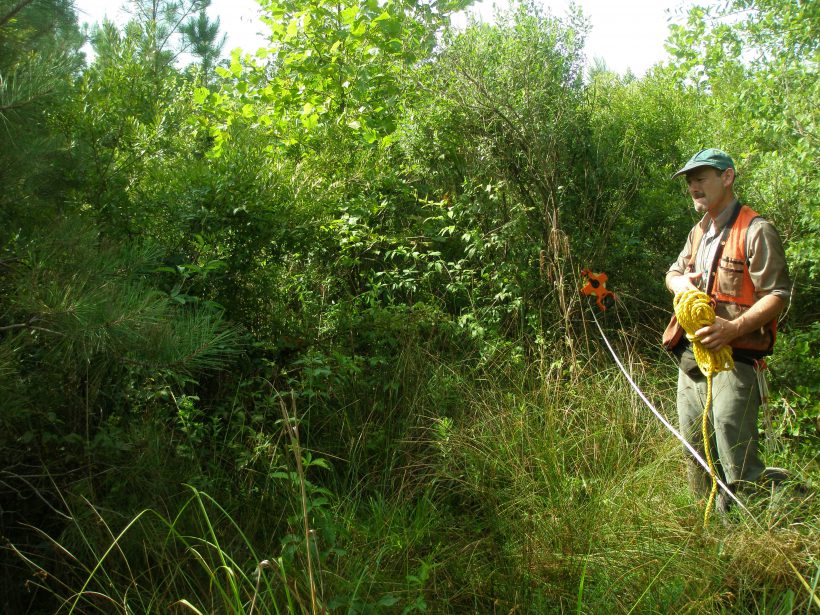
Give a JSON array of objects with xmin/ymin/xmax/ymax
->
[
  {"xmin": 674, "ymin": 289, "xmax": 734, "ymax": 376},
  {"xmin": 673, "ymin": 289, "xmax": 735, "ymax": 526}
]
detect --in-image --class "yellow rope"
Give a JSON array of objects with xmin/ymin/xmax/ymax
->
[{"xmin": 674, "ymin": 289, "xmax": 734, "ymax": 526}]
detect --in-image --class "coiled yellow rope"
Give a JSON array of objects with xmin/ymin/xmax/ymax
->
[{"xmin": 674, "ymin": 289, "xmax": 734, "ymax": 526}]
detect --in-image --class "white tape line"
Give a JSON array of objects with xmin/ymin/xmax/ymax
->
[{"xmin": 589, "ymin": 309, "xmax": 752, "ymax": 519}]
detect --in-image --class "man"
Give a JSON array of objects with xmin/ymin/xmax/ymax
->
[{"xmin": 663, "ymin": 148, "xmax": 791, "ymax": 508}]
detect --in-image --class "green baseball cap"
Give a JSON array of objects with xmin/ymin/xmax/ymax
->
[{"xmin": 671, "ymin": 148, "xmax": 735, "ymax": 179}]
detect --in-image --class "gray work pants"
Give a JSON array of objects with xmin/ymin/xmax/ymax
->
[{"xmin": 676, "ymin": 358, "xmax": 764, "ymax": 497}]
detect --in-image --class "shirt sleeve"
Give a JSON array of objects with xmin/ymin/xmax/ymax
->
[
  {"xmin": 747, "ymin": 218, "xmax": 791, "ymax": 303},
  {"xmin": 667, "ymin": 226, "xmax": 696, "ymax": 277}
]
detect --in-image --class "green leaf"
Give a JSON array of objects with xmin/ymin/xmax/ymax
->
[
  {"xmin": 340, "ymin": 5, "xmax": 359, "ymax": 25},
  {"xmin": 286, "ymin": 18, "xmax": 299, "ymax": 40},
  {"xmin": 193, "ymin": 87, "xmax": 210, "ymax": 105},
  {"xmin": 301, "ymin": 113, "xmax": 319, "ymax": 129},
  {"xmin": 230, "ymin": 58, "xmax": 243, "ymax": 78},
  {"xmin": 350, "ymin": 21, "xmax": 367, "ymax": 37},
  {"xmin": 307, "ymin": 456, "xmax": 331, "ymax": 470},
  {"xmin": 376, "ymin": 595, "xmax": 400, "ymax": 607}
]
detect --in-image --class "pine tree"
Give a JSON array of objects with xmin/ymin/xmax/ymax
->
[
  {"xmin": 0, "ymin": 0, "xmax": 84, "ymax": 232},
  {"xmin": 180, "ymin": 8, "xmax": 226, "ymax": 83}
]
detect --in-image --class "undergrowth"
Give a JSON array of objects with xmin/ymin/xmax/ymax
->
[{"xmin": 5, "ymin": 335, "xmax": 817, "ymax": 614}]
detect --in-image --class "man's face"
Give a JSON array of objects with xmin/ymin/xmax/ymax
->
[{"xmin": 685, "ymin": 166, "xmax": 733, "ymax": 215}]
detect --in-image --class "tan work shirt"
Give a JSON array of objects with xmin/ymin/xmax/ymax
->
[{"xmin": 667, "ymin": 200, "xmax": 791, "ymax": 303}]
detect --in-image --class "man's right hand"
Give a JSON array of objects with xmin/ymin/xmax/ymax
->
[{"xmin": 667, "ymin": 271, "xmax": 702, "ymax": 295}]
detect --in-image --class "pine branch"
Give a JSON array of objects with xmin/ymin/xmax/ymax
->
[
  {"xmin": 0, "ymin": 53, "xmax": 75, "ymax": 118},
  {"xmin": 0, "ymin": 88, "xmax": 56, "ymax": 113},
  {"xmin": 0, "ymin": 318, "xmax": 64, "ymax": 336},
  {"xmin": 0, "ymin": 0, "xmax": 36, "ymax": 29}
]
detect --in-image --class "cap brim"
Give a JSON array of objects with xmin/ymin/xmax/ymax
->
[{"xmin": 670, "ymin": 163, "xmax": 716, "ymax": 179}]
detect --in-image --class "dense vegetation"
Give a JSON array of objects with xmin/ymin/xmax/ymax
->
[{"xmin": 1, "ymin": 0, "xmax": 817, "ymax": 612}]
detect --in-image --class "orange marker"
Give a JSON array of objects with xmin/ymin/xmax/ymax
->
[{"xmin": 580, "ymin": 269, "xmax": 616, "ymax": 311}]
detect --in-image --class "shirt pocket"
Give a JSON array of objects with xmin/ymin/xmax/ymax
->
[{"xmin": 717, "ymin": 256, "xmax": 745, "ymax": 297}]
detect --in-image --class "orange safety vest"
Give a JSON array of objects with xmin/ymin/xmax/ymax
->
[{"xmin": 662, "ymin": 204, "xmax": 777, "ymax": 356}]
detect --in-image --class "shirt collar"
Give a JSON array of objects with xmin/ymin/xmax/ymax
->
[{"xmin": 707, "ymin": 199, "xmax": 739, "ymax": 234}]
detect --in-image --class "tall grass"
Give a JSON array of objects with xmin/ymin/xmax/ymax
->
[
  {"xmin": 11, "ymin": 486, "xmax": 307, "ymax": 614},
  {"xmin": 7, "ymin": 338, "xmax": 818, "ymax": 613}
]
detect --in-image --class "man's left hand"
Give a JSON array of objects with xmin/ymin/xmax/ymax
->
[{"xmin": 695, "ymin": 317, "xmax": 738, "ymax": 351}]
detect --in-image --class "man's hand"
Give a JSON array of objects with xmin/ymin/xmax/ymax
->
[
  {"xmin": 695, "ymin": 316, "xmax": 738, "ymax": 351},
  {"xmin": 667, "ymin": 271, "xmax": 702, "ymax": 295},
  {"xmin": 697, "ymin": 294, "xmax": 784, "ymax": 352}
]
